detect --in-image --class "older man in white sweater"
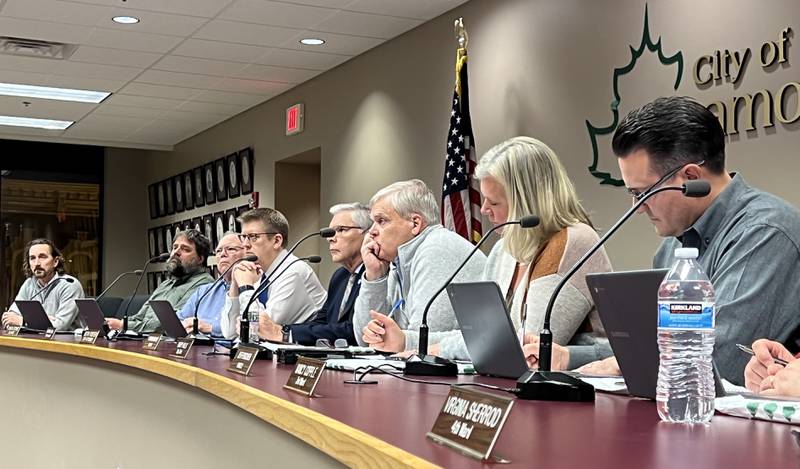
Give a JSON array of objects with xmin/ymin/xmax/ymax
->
[{"xmin": 354, "ymin": 179, "xmax": 486, "ymax": 354}]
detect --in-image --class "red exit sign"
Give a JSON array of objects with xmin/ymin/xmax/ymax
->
[{"xmin": 286, "ymin": 103, "xmax": 304, "ymax": 136}]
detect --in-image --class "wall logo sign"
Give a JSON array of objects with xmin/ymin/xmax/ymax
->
[
  {"xmin": 585, "ymin": 6, "xmax": 683, "ymax": 187},
  {"xmin": 585, "ymin": 4, "xmax": 795, "ymax": 187}
]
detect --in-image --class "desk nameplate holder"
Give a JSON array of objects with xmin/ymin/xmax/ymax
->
[
  {"xmin": 80, "ymin": 329, "xmax": 101, "ymax": 345},
  {"xmin": 142, "ymin": 333, "xmax": 162, "ymax": 351},
  {"xmin": 5, "ymin": 325, "xmax": 21, "ymax": 336},
  {"xmin": 44, "ymin": 327, "xmax": 56, "ymax": 340},
  {"xmin": 283, "ymin": 356, "xmax": 325, "ymax": 397},
  {"xmin": 170, "ymin": 337, "xmax": 194, "ymax": 360},
  {"xmin": 227, "ymin": 345, "xmax": 259, "ymax": 376},
  {"xmin": 427, "ymin": 386, "xmax": 514, "ymax": 463}
]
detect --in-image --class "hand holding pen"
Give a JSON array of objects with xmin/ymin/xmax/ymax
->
[{"xmin": 742, "ymin": 339, "xmax": 797, "ymax": 394}]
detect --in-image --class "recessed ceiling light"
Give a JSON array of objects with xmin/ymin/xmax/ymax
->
[
  {"xmin": 0, "ymin": 82, "xmax": 111, "ymax": 103},
  {"xmin": 112, "ymin": 16, "xmax": 140, "ymax": 24},
  {"xmin": 0, "ymin": 115, "xmax": 73, "ymax": 130},
  {"xmin": 300, "ymin": 38, "xmax": 325, "ymax": 46}
]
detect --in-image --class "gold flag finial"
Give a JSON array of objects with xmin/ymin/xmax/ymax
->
[
  {"xmin": 454, "ymin": 18, "xmax": 469, "ymax": 96},
  {"xmin": 454, "ymin": 17, "xmax": 468, "ymax": 50}
]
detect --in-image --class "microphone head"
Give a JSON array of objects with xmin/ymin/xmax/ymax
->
[
  {"xmin": 683, "ymin": 180, "xmax": 711, "ymax": 197},
  {"xmin": 306, "ymin": 255, "xmax": 322, "ymax": 263},
  {"xmin": 519, "ymin": 215, "xmax": 541, "ymax": 228},
  {"xmin": 155, "ymin": 252, "xmax": 170, "ymax": 262},
  {"xmin": 133, "ymin": 270, "xmax": 144, "ymax": 275},
  {"xmin": 63, "ymin": 277, "xmax": 75, "ymax": 283},
  {"xmin": 242, "ymin": 254, "xmax": 258, "ymax": 262},
  {"xmin": 319, "ymin": 227, "xmax": 336, "ymax": 238}
]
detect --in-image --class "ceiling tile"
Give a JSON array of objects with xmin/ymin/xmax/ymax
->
[
  {"xmin": 75, "ymin": 112, "xmax": 151, "ymax": 130},
  {"xmin": 91, "ymin": 104, "xmax": 166, "ymax": 119},
  {"xmin": 177, "ymin": 100, "xmax": 248, "ymax": 115},
  {"xmin": 60, "ymin": 0, "xmax": 233, "ymax": 18},
  {"xmin": 0, "ymin": 55, "xmax": 60, "ymax": 74},
  {"xmin": 104, "ymin": 94, "xmax": 184, "ymax": 110},
  {"xmin": 53, "ymin": 61, "xmax": 141, "ymax": 82},
  {"xmin": 0, "ymin": 17, "xmax": 93, "ymax": 44},
  {"xmin": 232, "ymin": 64, "xmax": 319, "ymax": 84},
  {"xmin": 85, "ymin": 28, "xmax": 183, "ymax": 53},
  {"xmin": 312, "ymin": 11, "xmax": 424, "ymax": 39},
  {"xmin": 116, "ymin": 83, "xmax": 201, "ymax": 100},
  {"xmin": 170, "ymin": 39, "xmax": 267, "ymax": 62},
  {"xmin": 254, "ymin": 47, "xmax": 350, "ymax": 71},
  {"xmin": 193, "ymin": 20, "xmax": 302, "ymax": 47},
  {"xmin": 1, "ymin": 0, "xmax": 111, "ymax": 26},
  {"xmin": 44, "ymin": 75, "xmax": 126, "ymax": 92},
  {"xmin": 103, "ymin": 8, "xmax": 208, "ymax": 37},
  {"xmin": 158, "ymin": 109, "xmax": 227, "ymax": 125},
  {"xmin": 219, "ymin": 0, "xmax": 337, "ymax": 29},
  {"xmin": 134, "ymin": 70, "xmax": 223, "ymax": 89},
  {"xmin": 344, "ymin": 0, "xmax": 468, "ymax": 20},
  {"xmin": 192, "ymin": 89, "xmax": 269, "ymax": 106},
  {"xmin": 282, "ymin": 29, "xmax": 382, "ymax": 56},
  {"xmin": 208, "ymin": 77, "xmax": 292, "ymax": 96},
  {"xmin": 0, "ymin": 95, "xmax": 95, "ymax": 121},
  {"xmin": 69, "ymin": 46, "xmax": 162, "ymax": 68},
  {"xmin": 278, "ymin": 0, "xmax": 355, "ymax": 8},
  {"xmin": 152, "ymin": 56, "xmax": 249, "ymax": 77}
]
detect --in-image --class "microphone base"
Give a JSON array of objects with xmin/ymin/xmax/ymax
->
[
  {"xmin": 515, "ymin": 370, "xmax": 595, "ymax": 402},
  {"xmin": 114, "ymin": 330, "xmax": 145, "ymax": 341},
  {"xmin": 188, "ymin": 333, "xmax": 214, "ymax": 346},
  {"xmin": 403, "ymin": 354, "xmax": 458, "ymax": 377}
]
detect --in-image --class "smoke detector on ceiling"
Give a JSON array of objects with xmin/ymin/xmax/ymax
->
[{"xmin": 0, "ymin": 36, "xmax": 77, "ymax": 60}]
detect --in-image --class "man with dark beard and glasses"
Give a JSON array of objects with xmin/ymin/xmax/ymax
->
[{"xmin": 106, "ymin": 229, "xmax": 213, "ymax": 333}]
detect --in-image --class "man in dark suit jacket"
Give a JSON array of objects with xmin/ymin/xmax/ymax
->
[{"xmin": 257, "ymin": 203, "xmax": 369, "ymax": 345}]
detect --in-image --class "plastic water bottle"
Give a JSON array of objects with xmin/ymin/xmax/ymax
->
[
  {"xmin": 656, "ymin": 247, "xmax": 716, "ymax": 423},
  {"xmin": 248, "ymin": 309, "xmax": 260, "ymax": 343}
]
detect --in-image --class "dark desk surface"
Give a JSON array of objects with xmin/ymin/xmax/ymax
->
[{"xmin": 1, "ymin": 333, "xmax": 797, "ymax": 468}]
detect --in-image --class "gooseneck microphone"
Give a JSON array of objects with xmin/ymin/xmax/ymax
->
[
  {"xmin": 240, "ymin": 255, "xmax": 322, "ymax": 343},
  {"xmin": 405, "ymin": 215, "xmax": 541, "ymax": 377},
  {"xmin": 96, "ymin": 270, "xmax": 143, "ymax": 301},
  {"xmin": 516, "ymin": 180, "xmax": 711, "ymax": 402},
  {"xmin": 117, "ymin": 252, "xmax": 169, "ymax": 339},
  {"xmin": 190, "ymin": 254, "xmax": 257, "ymax": 342}
]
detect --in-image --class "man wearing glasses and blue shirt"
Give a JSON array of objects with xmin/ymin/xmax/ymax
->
[
  {"xmin": 220, "ymin": 208, "xmax": 327, "ymax": 340},
  {"xmin": 575, "ymin": 96, "xmax": 800, "ymax": 384},
  {"xmin": 175, "ymin": 232, "xmax": 245, "ymax": 336}
]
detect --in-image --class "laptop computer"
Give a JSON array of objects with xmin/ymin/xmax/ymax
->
[
  {"xmin": 446, "ymin": 281, "xmax": 529, "ymax": 379},
  {"xmin": 148, "ymin": 300, "xmax": 188, "ymax": 339},
  {"xmin": 586, "ymin": 269, "xmax": 726, "ymax": 399},
  {"xmin": 15, "ymin": 300, "xmax": 54, "ymax": 331},
  {"xmin": 75, "ymin": 298, "xmax": 108, "ymax": 330}
]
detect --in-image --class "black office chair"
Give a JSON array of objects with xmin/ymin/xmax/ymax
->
[
  {"xmin": 96, "ymin": 296, "xmax": 123, "ymax": 318},
  {"xmin": 114, "ymin": 294, "xmax": 150, "ymax": 319}
]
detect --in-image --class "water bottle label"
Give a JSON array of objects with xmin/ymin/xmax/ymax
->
[{"xmin": 657, "ymin": 301, "xmax": 715, "ymax": 330}]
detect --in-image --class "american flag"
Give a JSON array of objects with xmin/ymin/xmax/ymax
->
[{"xmin": 441, "ymin": 52, "xmax": 482, "ymax": 244}]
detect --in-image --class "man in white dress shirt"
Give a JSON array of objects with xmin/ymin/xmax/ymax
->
[{"xmin": 220, "ymin": 207, "xmax": 326, "ymax": 339}]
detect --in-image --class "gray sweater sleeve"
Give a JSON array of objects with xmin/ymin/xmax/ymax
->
[
  {"xmin": 352, "ymin": 275, "xmax": 391, "ymax": 346},
  {"xmin": 50, "ymin": 281, "xmax": 84, "ymax": 331}
]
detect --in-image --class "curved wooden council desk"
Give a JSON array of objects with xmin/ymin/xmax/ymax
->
[{"xmin": 1, "ymin": 334, "xmax": 798, "ymax": 469}]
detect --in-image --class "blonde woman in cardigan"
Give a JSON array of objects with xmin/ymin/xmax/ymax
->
[{"xmin": 436, "ymin": 136, "xmax": 613, "ymax": 369}]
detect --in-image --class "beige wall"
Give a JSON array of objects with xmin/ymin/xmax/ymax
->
[
  {"xmin": 105, "ymin": 0, "xmax": 800, "ymax": 283},
  {"xmin": 275, "ymin": 151, "xmax": 322, "ymax": 273}
]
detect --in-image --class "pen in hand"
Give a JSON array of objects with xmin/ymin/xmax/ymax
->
[{"xmin": 736, "ymin": 343, "xmax": 789, "ymax": 366}]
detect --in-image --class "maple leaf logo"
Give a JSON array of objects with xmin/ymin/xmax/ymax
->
[{"xmin": 586, "ymin": 5, "xmax": 684, "ymax": 186}]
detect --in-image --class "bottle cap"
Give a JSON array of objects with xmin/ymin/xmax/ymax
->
[{"xmin": 674, "ymin": 247, "xmax": 699, "ymax": 259}]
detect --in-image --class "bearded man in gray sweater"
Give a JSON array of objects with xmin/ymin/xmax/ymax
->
[{"xmin": 354, "ymin": 179, "xmax": 485, "ymax": 355}]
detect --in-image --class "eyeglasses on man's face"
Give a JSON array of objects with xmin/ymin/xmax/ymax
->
[
  {"xmin": 214, "ymin": 245, "xmax": 244, "ymax": 256},
  {"xmin": 331, "ymin": 225, "xmax": 364, "ymax": 235},
  {"xmin": 238, "ymin": 232, "xmax": 278, "ymax": 243},
  {"xmin": 626, "ymin": 160, "xmax": 705, "ymax": 202}
]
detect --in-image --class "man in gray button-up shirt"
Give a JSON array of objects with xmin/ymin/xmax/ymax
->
[{"xmin": 612, "ymin": 96, "xmax": 800, "ymax": 385}]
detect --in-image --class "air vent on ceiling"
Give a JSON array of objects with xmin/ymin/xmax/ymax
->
[{"xmin": 0, "ymin": 36, "xmax": 77, "ymax": 60}]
